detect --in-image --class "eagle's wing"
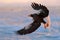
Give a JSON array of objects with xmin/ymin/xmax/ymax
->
[
  {"xmin": 16, "ymin": 3, "xmax": 48, "ymax": 35},
  {"xmin": 31, "ymin": 2, "xmax": 40, "ymax": 10},
  {"xmin": 17, "ymin": 14, "xmax": 41, "ymax": 35}
]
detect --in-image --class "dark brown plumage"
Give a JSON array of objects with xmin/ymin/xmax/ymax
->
[{"xmin": 17, "ymin": 2, "xmax": 49, "ymax": 35}]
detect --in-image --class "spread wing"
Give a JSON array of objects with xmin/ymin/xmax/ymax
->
[
  {"xmin": 16, "ymin": 3, "xmax": 48, "ymax": 35},
  {"xmin": 31, "ymin": 2, "xmax": 40, "ymax": 10},
  {"xmin": 17, "ymin": 14, "xmax": 46, "ymax": 35}
]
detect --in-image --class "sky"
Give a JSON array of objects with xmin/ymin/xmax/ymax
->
[
  {"xmin": 0, "ymin": 0, "xmax": 60, "ymax": 26},
  {"xmin": 0, "ymin": 0, "xmax": 60, "ymax": 6}
]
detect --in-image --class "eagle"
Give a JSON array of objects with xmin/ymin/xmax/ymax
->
[{"xmin": 17, "ymin": 2, "xmax": 49, "ymax": 35}]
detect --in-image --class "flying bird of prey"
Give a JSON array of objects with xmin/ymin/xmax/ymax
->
[{"xmin": 17, "ymin": 2, "xmax": 49, "ymax": 35}]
